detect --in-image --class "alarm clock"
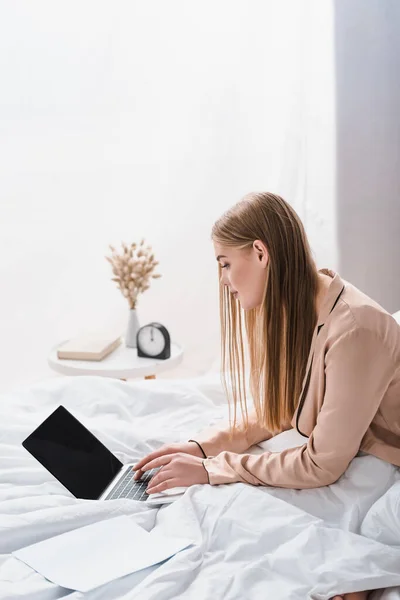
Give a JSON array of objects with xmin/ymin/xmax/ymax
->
[{"xmin": 136, "ymin": 322, "xmax": 171, "ymax": 360}]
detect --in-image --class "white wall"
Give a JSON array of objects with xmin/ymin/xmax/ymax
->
[
  {"xmin": 0, "ymin": 1, "xmax": 336, "ymax": 394},
  {"xmin": 334, "ymin": 0, "xmax": 400, "ymax": 312}
]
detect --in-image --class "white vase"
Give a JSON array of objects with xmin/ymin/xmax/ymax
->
[{"xmin": 125, "ymin": 308, "xmax": 140, "ymax": 348}]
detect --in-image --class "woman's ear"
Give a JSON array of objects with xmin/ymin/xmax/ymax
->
[{"xmin": 253, "ymin": 240, "xmax": 268, "ymax": 266}]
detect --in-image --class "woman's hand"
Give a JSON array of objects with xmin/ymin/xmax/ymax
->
[
  {"xmin": 133, "ymin": 451, "xmax": 209, "ymax": 494},
  {"xmin": 132, "ymin": 441, "xmax": 205, "ymax": 482}
]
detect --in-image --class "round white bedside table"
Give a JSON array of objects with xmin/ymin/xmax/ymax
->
[{"xmin": 48, "ymin": 339, "xmax": 184, "ymax": 381}]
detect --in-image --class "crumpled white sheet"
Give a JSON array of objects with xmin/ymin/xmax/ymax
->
[{"xmin": 1, "ymin": 374, "xmax": 400, "ymax": 600}]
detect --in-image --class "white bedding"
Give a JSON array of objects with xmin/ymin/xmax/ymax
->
[{"xmin": 1, "ymin": 374, "xmax": 400, "ymax": 600}]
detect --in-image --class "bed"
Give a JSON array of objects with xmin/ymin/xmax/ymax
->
[{"xmin": 1, "ymin": 360, "xmax": 400, "ymax": 599}]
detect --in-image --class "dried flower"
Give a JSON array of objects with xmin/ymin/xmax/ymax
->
[{"xmin": 105, "ymin": 239, "xmax": 162, "ymax": 309}]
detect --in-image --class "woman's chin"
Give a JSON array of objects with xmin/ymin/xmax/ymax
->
[
  {"xmin": 241, "ymin": 300, "xmax": 262, "ymax": 311},
  {"xmin": 234, "ymin": 294, "xmax": 260, "ymax": 311}
]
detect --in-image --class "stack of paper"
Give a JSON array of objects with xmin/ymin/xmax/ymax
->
[{"xmin": 12, "ymin": 515, "xmax": 194, "ymax": 592}]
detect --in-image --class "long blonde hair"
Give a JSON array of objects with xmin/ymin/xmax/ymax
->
[{"xmin": 212, "ymin": 192, "xmax": 319, "ymax": 437}]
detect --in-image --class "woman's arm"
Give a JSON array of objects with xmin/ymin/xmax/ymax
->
[
  {"xmin": 201, "ymin": 327, "xmax": 396, "ymax": 489},
  {"xmin": 190, "ymin": 409, "xmax": 292, "ymax": 457}
]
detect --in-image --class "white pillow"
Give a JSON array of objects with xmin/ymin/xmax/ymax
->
[
  {"xmin": 392, "ymin": 309, "xmax": 400, "ymax": 325},
  {"xmin": 360, "ymin": 479, "xmax": 400, "ymax": 546}
]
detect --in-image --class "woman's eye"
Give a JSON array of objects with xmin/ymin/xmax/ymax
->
[{"xmin": 221, "ymin": 264, "xmax": 230, "ymax": 269}]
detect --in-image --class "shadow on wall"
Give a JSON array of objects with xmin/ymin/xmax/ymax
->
[{"xmin": 334, "ymin": 0, "xmax": 400, "ymax": 312}]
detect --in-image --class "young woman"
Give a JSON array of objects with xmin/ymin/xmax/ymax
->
[{"xmin": 133, "ymin": 192, "xmax": 400, "ymax": 600}]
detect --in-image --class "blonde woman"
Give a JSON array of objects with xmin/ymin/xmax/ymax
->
[{"xmin": 133, "ymin": 192, "xmax": 400, "ymax": 600}]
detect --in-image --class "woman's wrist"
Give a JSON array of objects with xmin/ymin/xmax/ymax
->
[{"xmin": 188, "ymin": 439, "xmax": 207, "ymax": 458}]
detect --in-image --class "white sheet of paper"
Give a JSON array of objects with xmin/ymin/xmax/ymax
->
[{"xmin": 12, "ymin": 515, "xmax": 194, "ymax": 592}]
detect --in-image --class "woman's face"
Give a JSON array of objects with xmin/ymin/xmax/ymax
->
[{"xmin": 214, "ymin": 240, "xmax": 269, "ymax": 310}]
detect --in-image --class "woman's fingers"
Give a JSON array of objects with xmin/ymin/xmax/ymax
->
[
  {"xmin": 132, "ymin": 442, "xmax": 204, "ymax": 481},
  {"xmin": 133, "ymin": 454, "xmax": 174, "ymax": 481},
  {"xmin": 132, "ymin": 444, "xmax": 180, "ymax": 478},
  {"xmin": 137, "ymin": 454, "xmax": 174, "ymax": 476},
  {"xmin": 147, "ymin": 477, "xmax": 180, "ymax": 495},
  {"xmin": 132, "ymin": 448, "xmax": 169, "ymax": 479},
  {"xmin": 133, "ymin": 450, "xmax": 163, "ymax": 472},
  {"xmin": 146, "ymin": 466, "xmax": 168, "ymax": 489},
  {"xmin": 133, "ymin": 468, "xmax": 144, "ymax": 481}
]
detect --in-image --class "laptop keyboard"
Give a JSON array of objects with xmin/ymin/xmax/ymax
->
[{"xmin": 104, "ymin": 467, "xmax": 160, "ymax": 502}]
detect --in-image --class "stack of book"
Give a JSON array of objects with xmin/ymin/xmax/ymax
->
[{"xmin": 57, "ymin": 333, "xmax": 122, "ymax": 361}]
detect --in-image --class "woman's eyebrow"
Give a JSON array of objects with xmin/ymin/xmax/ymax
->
[{"xmin": 216, "ymin": 255, "xmax": 228, "ymax": 261}]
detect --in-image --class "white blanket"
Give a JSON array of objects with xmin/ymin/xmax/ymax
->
[{"xmin": 1, "ymin": 374, "xmax": 400, "ymax": 600}]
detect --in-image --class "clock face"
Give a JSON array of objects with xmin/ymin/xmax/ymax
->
[{"xmin": 137, "ymin": 325, "xmax": 165, "ymax": 357}]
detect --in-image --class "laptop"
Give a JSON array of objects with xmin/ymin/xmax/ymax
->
[{"xmin": 22, "ymin": 405, "xmax": 186, "ymax": 505}]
